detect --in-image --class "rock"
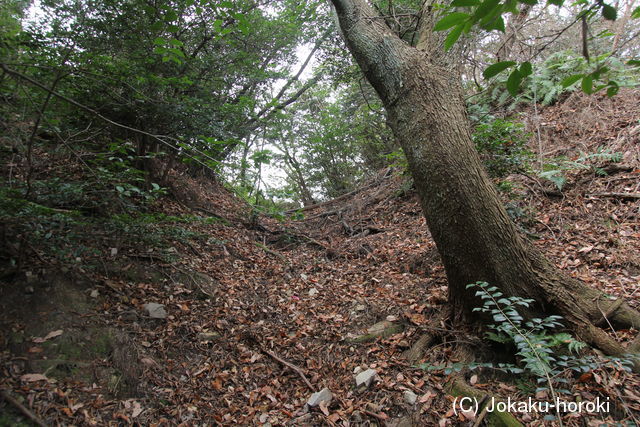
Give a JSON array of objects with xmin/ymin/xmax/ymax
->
[
  {"xmin": 307, "ymin": 387, "xmax": 333, "ymax": 407},
  {"xmin": 90, "ymin": 289, "xmax": 99, "ymax": 298},
  {"xmin": 144, "ymin": 303, "xmax": 167, "ymax": 319},
  {"xmin": 25, "ymin": 286, "xmax": 35, "ymax": 294},
  {"xmin": 347, "ymin": 321, "xmax": 404, "ymax": 343},
  {"xmin": 353, "ymin": 366, "xmax": 363, "ymax": 375},
  {"xmin": 308, "ymin": 288, "xmax": 318, "ymax": 297},
  {"xmin": 403, "ymin": 390, "xmax": 417, "ymax": 405},
  {"xmin": 197, "ymin": 331, "xmax": 220, "ymax": 342},
  {"xmin": 355, "ymin": 368, "xmax": 377, "ymax": 388},
  {"xmin": 355, "ymin": 304, "xmax": 366, "ymax": 311}
]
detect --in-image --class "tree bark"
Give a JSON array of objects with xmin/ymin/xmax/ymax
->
[{"xmin": 329, "ymin": 0, "xmax": 640, "ymax": 355}]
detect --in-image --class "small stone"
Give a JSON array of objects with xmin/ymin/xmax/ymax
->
[
  {"xmin": 144, "ymin": 303, "xmax": 167, "ymax": 319},
  {"xmin": 197, "ymin": 332, "xmax": 220, "ymax": 342},
  {"xmin": 353, "ymin": 366, "xmax": 363, "ymax": 375},
  {"xmin": 25, "ymin": 286, "xmax": 35, "ymax": 294},
  {"xmin": 355, "ymin": 368, "xmax": 377, "ymax": 388},
  {"xmin": 90, "ymin": 289, "xmax": 99, "ymax": 298},
  {"xmin": 308, "ymin": 288, "xmax": 318, "ymax": 297},
  {"xmin": 25, "ymin": 271, "xmax": 37, "ymax": 284},
  {"xmin": 403, "ymin": 390, "xmax": 417, "ymax": 405},
  {"xmin": 110, "ymin": 248, "xmax": 118, "ymax": 256},
  {"xmin": 307, "ymin": 387, "xmax": 332, "ymax": 407},
  {"xmin": 355, "ymin": 304, "xmax": 366, "ymax": 311}
]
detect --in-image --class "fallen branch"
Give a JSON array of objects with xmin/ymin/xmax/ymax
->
[
  {"xmin": 285, "ymin": 168, "xmax": 393, "ymax": 214},
  {"xmin": 259, "ymin": 348, "xmax": 315, "ymax": 392},
  {"xmin": 0, "ymin": 390, "xmax": 48, "ymax": 427},
  {"xmin": 589, "ymin": 192, "xmax": 640, "ymax": 200}
]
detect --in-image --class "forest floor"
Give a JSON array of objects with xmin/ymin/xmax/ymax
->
[{"xmin": 1, "ymin": 89, "xmax": 640, "ymax": 426}]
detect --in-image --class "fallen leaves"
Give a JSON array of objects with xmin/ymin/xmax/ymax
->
[
  {"xmin": 20, "ymin": 373, "xmax": 49, "ymax": 382},
  {"xmin": 32, "ymin": 329, "xmax": 63, "ymax": 343}
]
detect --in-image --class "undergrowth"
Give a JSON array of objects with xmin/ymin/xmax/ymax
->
[{"xmin": 420, "ymin": 282, "xmax": 634, "ymax": 421}]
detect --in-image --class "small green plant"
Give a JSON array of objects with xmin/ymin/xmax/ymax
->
[
  {"xmin": 539, "ymin": 147, "xmax": 622, "ymax": 190},
  {"xmin": 382, "ymin": 149, "xmax": 409, "ymax": 172},
  {"xmin": 420, "ymin": 282, "xmax": 633, "ymax": 423},
  {"xmin": 472, "ymin": 119, "xmax": 533, "ymax": 178},
  {"xmin": 466, "ymin": 282, "xmax": 633, "ymax": 398}
]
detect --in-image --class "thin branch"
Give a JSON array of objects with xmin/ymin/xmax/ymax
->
[
  {"xmin": 259, "ymin": 347, "xmax": 315, "ymax": 391},
  {"xmin": 1, "ymin": 63, "xmax": 221, "ymax": 175},
  {"xmin": 0, "ymin": 390, "xmax": 48, "ymax": 427}
]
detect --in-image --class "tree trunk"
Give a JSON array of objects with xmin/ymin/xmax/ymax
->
[{"xmin": 329, "ymin": 0, "xmax": 640, "ymax": 356}]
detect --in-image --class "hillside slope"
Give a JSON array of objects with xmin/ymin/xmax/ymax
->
[{"xmin": 1, "ymin": 89, "xmax": 639, "ymax": 426}]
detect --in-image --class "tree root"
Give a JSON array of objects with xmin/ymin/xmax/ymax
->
[
  {"xmin": 446, "ymin": 347, "xmax": 523, "ymax": 427},
  {"xmin": 447, "ymin": 377, "xmax": 523, "ymax": 427},
  {"xmin": 403, "ymin": 312, "xmax": 448, "ymax": 363},
  {"xmin": 403, "ymin": 332, "xmax": 437, "ymax": 363}
]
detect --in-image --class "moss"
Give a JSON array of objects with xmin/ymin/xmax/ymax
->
[
  {"xmin": 90, "ymin": 330, "xmax": 113, "ymax": 356},
  {"xmin": 449, "ymin": 378, "xmax": 524, "ymax": 427},
  {"xmin": 0, "ymin": 411, "xmax": 31, "ymax": 427},
  {"xmin": 347, "ymin": 324, "xmax": 404, "ymax": 343}
]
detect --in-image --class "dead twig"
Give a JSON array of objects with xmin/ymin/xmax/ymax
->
[
  {"xmin": 0, "ymin": 390, "xmax": 48, "ymax": 427},
  {"xmin": 589, "ymin": 192, "xmax": 640, "ymax": 200},
  {"xmin": 258, "ymin": 347, "xmax": 315, "ymax": 392}
]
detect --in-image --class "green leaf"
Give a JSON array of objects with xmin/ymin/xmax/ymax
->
[
  {"xmin": 518, "ymin": 0, "xmax": 538, "ymax": 4},
  {"xmin": 506, "ymin": 69, "xmax": 522, "ymax": 96},
  {"xmin": 561, "ymin": 74, "xmax": 583, "ymax": 87},
  {"xmin": 601, "ymin": 4, "xmax": 617, "ymax": 20},
  {"xmin": 434, "ymin": 12, "xmax": 470, "ymax": 31},
  {"xmin": 581, "ymin": 75, "xmax": 593, "ymax": 94},
  {"xmin": 487, "ymin": 15, "xmax": 506, "ymax": 32},
  {"xmin": 483, "ymin": 61, "xmax": 516, "ymax": 78},
  {"xmin": 444, "ymin": 24, "xmax": 465, "ymax": 50},
  {"xmin": 519, "ymin": 61, "xmax": 532, "ymax": 76},
  {"xmin": 474, "ymin": 0, "xmax": 502, "ymax": 20},
  {"xmin": 164, "ymin": 10, "xmax": 178, "ymax": 22},
  {"xmin": 606, "ymin": 84, "xmax": 619, "ymax": 97},
  {"xmin": 627, "ymin": 60, "xmax": 640, "ymax": 67},
  {"xmin": 547, "ymin": 0, "xmax": 563, "ymax": 5},
  {"xmin": 632, "ymin": 6, "xmax": 640, "ymax": 19},
  {"xmin": 451, "ymin": 0, "xmax": 481, "ymax": 6}
]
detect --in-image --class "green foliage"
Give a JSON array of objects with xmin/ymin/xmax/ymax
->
[
  {"xmin": 4, "ymin": 0, "xmax": 323, "ymax": 168},
  {"xmin": 434, "ymin": 0, "xmax": 639, "ymax": 97},
  {"xmin": 538, "ymin": 147, "xmax": 622, "ymax": 190},
  {"xmin": 481, "ymin": 51, "xmax": 640, "ymax": 111},
  {"xmin": 472, "ymin": 118, "xmax": 532, "ymax": 177},
  {"xmin": 421, "ymin": 282, "xmax": 633, "ymax": 407}
]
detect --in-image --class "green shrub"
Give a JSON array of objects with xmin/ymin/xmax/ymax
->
[{"xmin": 472, "ymin": 119, "xmax": 532, "ymax": 178}]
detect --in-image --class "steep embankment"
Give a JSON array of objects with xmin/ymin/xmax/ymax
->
[{"xmin": 1, "ymin": 89, "xmax": 639, "ymax": 425}]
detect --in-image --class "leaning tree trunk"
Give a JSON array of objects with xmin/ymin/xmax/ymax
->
[{"xmin": 329, "ymin": 0, "xmax": 640, "ymax": 357}]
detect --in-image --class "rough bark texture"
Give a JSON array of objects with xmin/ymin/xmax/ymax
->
[{"xmin": 330, "ymin": 0, "xmax": 640, "ymax": 356}]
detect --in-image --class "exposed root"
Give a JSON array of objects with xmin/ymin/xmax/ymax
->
[
  {"xmin": 403, "ymin": 332, "xmax": 437, "ymax": 363},
  {"xmin": 403, "ymin": 313, "xmax": 448, "ymax": 363},
  {"xmin": 445, "ymin": 347, "xmax": 524, "ymax": 427},
  {"xmin": 608, "ymin": 302, "xmax": 640, "ymax": 330}
]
